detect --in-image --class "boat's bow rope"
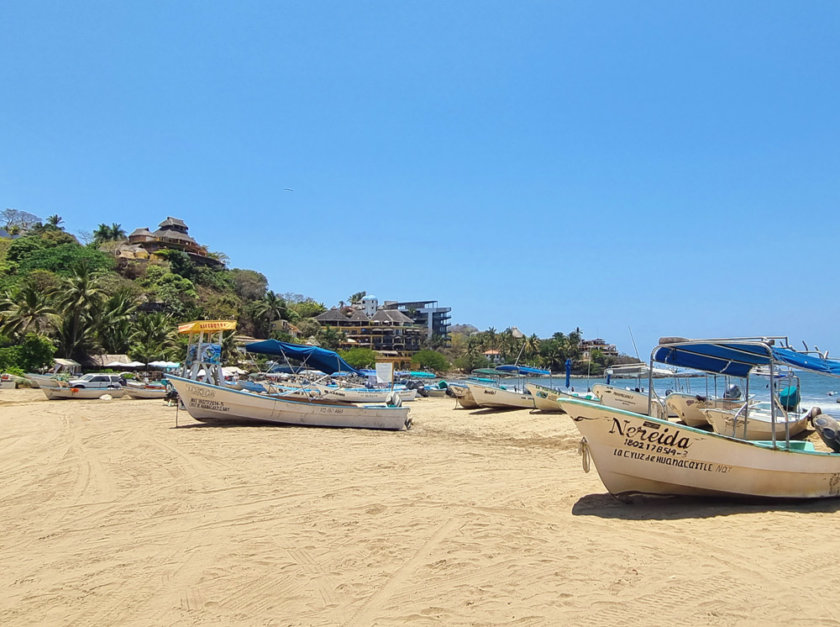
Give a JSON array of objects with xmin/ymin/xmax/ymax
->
[{"xmin": 578, "ymin": 437, "xmax": 591, "ymax": 473}]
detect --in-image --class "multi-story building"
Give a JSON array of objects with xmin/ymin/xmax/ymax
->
[
  {"xmin": 382, "ymin": 300, "xmax": 451, "ymax": 345},
  {"xmin": 315, "ymin": 302, "xmax": 426, "ymax": 367},
  {"xmin": 580, "ymin": 338, "xmax": 619, "ymax": 361}
]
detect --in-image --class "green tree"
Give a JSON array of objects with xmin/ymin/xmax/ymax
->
[
  {"xmin": 252, "ymin": 291, "xmax": 288, "ymax": 337},
  {"xmin": 129, "ymin": 313, "xmax": 178, "ymax": 364},
  {"xmin": 411, "ymin": 349, "xmax": 450, "ymax": 373},
  {"xmin": 340, "ymin": 347, "xmax": 377, "ymax": 369},
  {"xmin": 96, "ymin": 289, "xmax": 138, "ymax": 353},
  {"xmin": 0, "ymin": 284, "xmax": 58, "ymax": 339},
  {"xmin": 18, "ymin": 243, "xmax": 112, "ymax": 277},
  {"xmin": 54, "ymin": 261, "xmax": 106, "ymax": 359},
  {"xmin": 16, "ymin": 333, "xmax": 57, "ymax": 371}
]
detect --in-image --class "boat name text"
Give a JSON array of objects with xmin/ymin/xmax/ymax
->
[
  {"xmin": 186, "ymin": 384, "xmax": 216, "ymax": 399},
  {"xmin": 609, "ymin": 418, "xmax": 691, "ymax": 450}
]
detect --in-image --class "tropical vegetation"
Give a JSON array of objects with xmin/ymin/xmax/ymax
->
[{"xmin": 0, "ymin": 210, "xmax": 628, "ymax": 375}]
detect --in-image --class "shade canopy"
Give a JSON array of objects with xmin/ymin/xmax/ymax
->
[
  {"xmin": 245, "ymin": 340, "xmax": 359, "ymax": 375},
  {"xmin": 496, "ymin": 364, "xmax": 551, "ymax": 376},
  {"xmin": 652, "ymin": 338, "xmax": 840, "ymax": 378}
]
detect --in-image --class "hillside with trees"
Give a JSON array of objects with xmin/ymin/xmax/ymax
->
[{"xmin": 0, "ymin": 210, "xmax": 630, "ymax": 376}]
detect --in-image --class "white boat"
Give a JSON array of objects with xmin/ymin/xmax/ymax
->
[
  {"xmin": 41, "ymin": 384, "xmax": 126, "ymax": 400},
  {"xmin": 166, "ymin": 375, "xmax": 411, "ymax": 430},
  {"xmin": 559, "ymin": 337, "xmax": 840, "ymax": 500},
  {"xmin": 26, "ymin": 373, "xmax": 67, "ymax": 389},
  {"xmin": 464, "ymin": 381, "xmax": 535, "ymax": 409},
  {"xmin": 664, "ymin": 392, "xmax": 745, "ymax": 427},
  {"xmin": 276, "ymin": 382, "xmax": 417, "ymax": 403},
  {"xmin": 125, "ymin": 382, "xmax": 169, "ymax": 399},
  {"xmin": 591, "ymin": 383, "xmax": 666, "ymax": 419},
  {"xmin": 525, "ymin": 383, "xmax": 599, "ymax": 412},
  {"xmin": 316, "ymin": 385, "xmax": 417, "ymax": 403},
  {"xmin": 702, "ymin": 401, "xmax": 812, "ymax": 440},
  {"xmin": 447, "ymin": 382, "xmax": 480, "ymax": 408}
]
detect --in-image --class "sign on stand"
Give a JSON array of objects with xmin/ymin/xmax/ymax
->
[{"xmin": 375, "ymin": 362, "xmax": 394, "ymax": 385}]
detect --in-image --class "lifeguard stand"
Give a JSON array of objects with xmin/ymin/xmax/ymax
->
[{"xmin": 177, "ymin": 320, "xmax": 237, "ymax": 385}]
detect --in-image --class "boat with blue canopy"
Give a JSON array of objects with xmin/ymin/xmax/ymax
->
[{"xmin": 557, "ymin": 336, "xmax": 840, "ymax": 500}]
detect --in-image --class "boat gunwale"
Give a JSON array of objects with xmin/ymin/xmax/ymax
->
[{"xmin": 559, "ymin": 397, "xmax": 839, "ymax": 457}]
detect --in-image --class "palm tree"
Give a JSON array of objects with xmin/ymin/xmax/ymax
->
[
  {"xmin": 0, "ymin": 285, "xmax": 59, "ymax": 338},
  {"xmin": 524, "ymin": 334, "xmax": 541, "ymax": 362},
  {"xmin": 96, "ymin": 289, "xmax": 138, "ymax": 353},
  {"xmin": 54, "ymin": 261, "xmax": 106, "ymax": 358},
  {"xmin": 252, "ymin": 291, "xmax": 288, "ymax": 337},
  {"xmin": 129, "ymin": 313, "xmax": 178, "ymax": 364},
  {"xmin": 92, "ymin": 223, "xmax": 126, "ymax": 246},
  {"xmin": 46, "ymin": 214, "xmax": 64, "ymax": 229},
  {"xmin": 109, "ymin": 223, "xmax": 126, "ymax": 240}
]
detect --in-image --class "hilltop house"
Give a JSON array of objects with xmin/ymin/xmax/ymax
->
[{"xmin": 117, "ymin": 217, "xmax": 222, "ymax": 266}]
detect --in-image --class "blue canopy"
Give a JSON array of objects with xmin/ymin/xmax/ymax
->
[
  {"xmin": 652, "ymin": 338, "xmax": 840, "ymax": 378},
  {"xmin": 245, "ymin": 340, "xmax": 360, "ymax": 375},
  {"xmin": 496, "ymin": 364, "xmax": 551, "ymax": 376}
]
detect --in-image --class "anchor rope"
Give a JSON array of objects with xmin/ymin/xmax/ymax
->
[{"xmin": 578, "ymin": 437, "xmax": 591, "ymax": 473}]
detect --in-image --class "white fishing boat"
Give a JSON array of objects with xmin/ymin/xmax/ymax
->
[
  {"xmin": 167, "ymin": 375, "xmax": 411, "ymax": 430},
  {"xmin": 26, "ymin": 373, "xmax": 66, "ymax": 388},
  {"xmin": 41, "ymin": 384, "xmax": 126, "ymax": 400},
  {"xmin": 591, "ymin": 383, "xmax": 666, "ymax": 419},
  {"xmin": 464, "ymin": 381, "xmax": 535, "ymax": 409},
  {"xmin": 125, "ymin": 381, "xmax": 169, "ymax": 399},
  {"xmin": 447, "ymin": 382, "xmax": 480, "ymax": 408},
  {"xmin": 559, "ymin": 337, "xmax": 840, "ymax": 500},
  {"xmin": 702, "ymin": 401, "xmax": 813, "ymax": 440},
  {"xmin": 664, "ymin": 392, "xmax": 744, "ymax": 427},
  {"xmin": 525, "ymin": 383, "xmax": 599, "ymax": 412}
]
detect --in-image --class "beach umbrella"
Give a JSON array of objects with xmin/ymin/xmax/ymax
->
[
  {"xmin": 105, "ymin": 361, "xmax": 129, "ymax": 368},
  {"xmin": 565, "ymin": 359, "xmax": 572, "ymax": 388},
  {"xmin": 126, "ymin": 361, "xmax": 146, "ymax": 368}
]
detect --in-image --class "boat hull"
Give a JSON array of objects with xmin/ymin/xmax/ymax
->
[
  {"xmin": 41, "ymin": 386, "xmax": 126, "ymax": 400},
  {"xmin": 525, "ymin": 383, "xmax": 599, "ymax": 412},
  {"xmin": 591, "ymin": 384, "xmax": 665, "ymax": 419},
  {"xmin": 702, "ymin": 407, "xmax": 810, "ymax": 440},
  {"xmin": 125, "ymin": 385, "xmax": 168, "ymax": 399},
  {"xmin": 167, "ymin": 376, "xmax": 411, "ymax": 430},
  {"xmin": 465, "ymin": 382, "xmax": 535, "ymax": 409},
  {"xmin": 558, "ymin": 398, "xmax": 840, "ymax": 500},
  {"xmin": 448, "ymin": 383, "xmax": 479, "ymax": 408}
]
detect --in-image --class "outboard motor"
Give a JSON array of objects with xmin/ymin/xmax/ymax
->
[
  {"xmin": 810, "ymin": 410, "xmax": 840, "ymax": 453},
  {"xmin": 723, "ymin": 384, "xmax": 741, "ymax": 400}
]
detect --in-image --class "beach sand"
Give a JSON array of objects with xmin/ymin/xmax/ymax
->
[{"xmin": 1, "ymin": 388, "xmax": 839, "ymax": 625}]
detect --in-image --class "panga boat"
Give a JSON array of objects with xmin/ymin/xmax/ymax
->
[
  {"xmin": 525, "ymin": 383, "xmax": 599, "ymax": 412},
  {"xmin": 590, "ymin": 383, "xmax": 667, "ymax": 419},
  {"xmin": 41, "ymin": 385, "xmax": 126, "ymax": 400},
  {"xmin": 166, "ymin": 375, "xmax": 411, "ymax": 430},
  {"xmin": 663, "ymin": 392, "xmax": 744, "ymax": 427},
  {"xmin": 125, "ymin": 382, "xmax": 169, "ymax": 399},
  {"xmin": 558, "ymin": 336, "xmax": 840, "ymax": 500},
  {"xmin": 447, "ymin": 382, "xmax": 479, "ymax": 408},
  {"xmin": 701, "ymin": 401, "xmax": 813, "ymax": 440}
]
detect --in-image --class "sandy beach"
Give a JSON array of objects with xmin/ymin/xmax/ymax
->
[{"xmin": 2, "ymin": 388, "xmax": 839, "ymax": 626}]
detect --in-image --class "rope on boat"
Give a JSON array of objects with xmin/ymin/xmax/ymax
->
[{"xmin": 578, "ymin": 437, "xmax": 591, "ymax": 473}]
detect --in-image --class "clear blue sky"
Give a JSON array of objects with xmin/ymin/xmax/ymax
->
[{"xmin": 2, "ymin": 1, "xmax": 839, "ymax": 356}]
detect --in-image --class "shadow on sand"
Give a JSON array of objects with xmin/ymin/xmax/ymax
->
[{"xmin": 571, "ymin": 491, "xmax": 840, "ymax": 520}]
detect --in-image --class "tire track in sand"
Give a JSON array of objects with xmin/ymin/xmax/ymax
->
[{"xmin": 345, "ymin": 517, "xmax": 460, "ymax": 626}]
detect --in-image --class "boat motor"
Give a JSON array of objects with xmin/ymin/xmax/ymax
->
[{"xmin": 723, "ymin": 384, "xmax": 741, "ymax": 400}]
